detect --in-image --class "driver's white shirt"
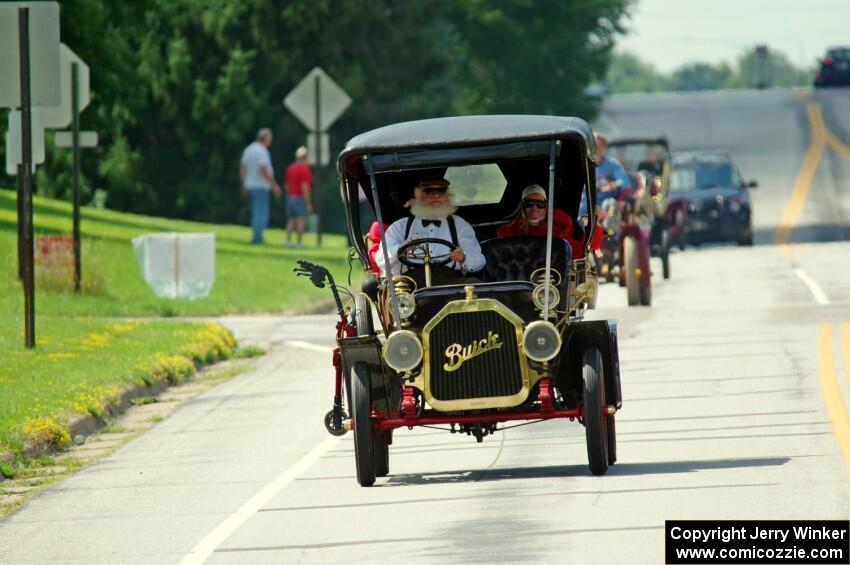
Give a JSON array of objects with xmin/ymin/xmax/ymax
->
[{"xmin": 375, "ymin": 214, "xmax": 486, "ymax": 275}]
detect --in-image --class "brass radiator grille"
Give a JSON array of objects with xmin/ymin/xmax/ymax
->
[{"xmin": 426, "ymin": 310, "xmax": 523, "ymax": 401}]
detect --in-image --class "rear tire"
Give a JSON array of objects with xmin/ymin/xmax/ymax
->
[
  {"xmin": 661, "ymin": 229, "xmax": 671, "ymax": 280},
  {"xmin": 583, "ymin": 348, "xmax": 609, "ymax": 476},
  {"xmin": 373, "ymin": 431, "xmax": 390, "ymax": 477},
  {"xmin": 737, "ymin": 230, "xmax": 753, "ymax": 246},
  {"xmin": 675, "ymin": 210, "xmax": 686, "ymax": 251},
  {"xmin": 606, "ymin": 413, "xmax": 617, "ymax": 466},
  {"xmin": 639, "ymin": 279, "xmax": 652, "ymax": 306},
  {"xmin": 624, "ymin": 236, "xmax": 640, "ymax": 306},
  {"xmin": 351, "ymin": 362, "xmax": 376, "ymax": 487}
]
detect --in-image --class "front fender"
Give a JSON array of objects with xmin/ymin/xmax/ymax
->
[{"xmin": 558, "ymin": 320, "xmax": 621, "ymax": 408}]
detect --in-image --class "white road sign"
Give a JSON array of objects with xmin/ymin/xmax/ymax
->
[
  {"xmin": 284, "ymin": 67, "xmax": 351, "ymax": 132},
  {"xmin": 54, "ymin": 131, "xmax": 98, "ymax": 148},
  {"xmin": 307, "ymin": 132, "xmax": 330, "ymax": 166},
  {"xmin": 5, "ymin": 110, "xmax": 45, "ymax": 175},
  {"xmin": 39, "ymin": 44, "xmax": 90, "ymax": 129},
  {"xmin": 0, "ymin": 2, "xmax": 61, "ymax": 107}
]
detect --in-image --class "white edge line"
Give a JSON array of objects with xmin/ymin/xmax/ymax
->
[
  {"xmin": 179, "ymin": 434, "xmax": 341, "ymax": 565},
  {"xmin": 287, "ymin": 340, "xmax": 335, "ymax": 354},
  {"xmin": 794, "ymin": 268, "xmax": 830, "ymax": 305}
]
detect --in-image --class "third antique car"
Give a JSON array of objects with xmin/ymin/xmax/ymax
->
[
  {"xmin": 671, "ymin": 150, "xmax": 756, "ymax": 247},
  {"xmin": 299, "ymin": 115, "xmax": 622, "ymax": 487}
]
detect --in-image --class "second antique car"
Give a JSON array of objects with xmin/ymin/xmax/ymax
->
[
  {"xmin": 608, "ymin": 136, "xmax": 674, "ymax": 281},
  {"xmin": 298, "ymin": 115, "xmax": 622, "ymax": 486}
]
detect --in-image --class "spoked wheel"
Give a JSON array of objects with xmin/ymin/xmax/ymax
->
[
  {"xmin": 661, "ymin": 229, "xmax": 671, "ymax": 280},
  {"xmin": 351, "ymin": 362, "xmax": 376, "ymax": 487},
  {"xmin": 623, "ymin": 236, "xmax": 640, "ymax": 306},
  {"xmin": 583, "ymin": 348, "xmax": 609, "ymax": 475}
]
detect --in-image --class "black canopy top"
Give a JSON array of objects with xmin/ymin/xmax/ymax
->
[{"xmin": 338, "ymin": 115, "xmax": 595, "ymax": 174}]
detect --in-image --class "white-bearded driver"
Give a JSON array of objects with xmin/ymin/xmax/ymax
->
[{"xmin": 376, "ymin": 175, "xmax": 485, "ymax": 287}]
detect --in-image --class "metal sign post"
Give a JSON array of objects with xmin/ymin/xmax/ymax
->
[
  {"xmin": 17, "ymin": 164, "xmax": 23, "ymax": 279},
  {"xmin": 314, "ymin": 75, "xmax": 323, "ymax": 246},
  {"xmin": 284, "ymin": 67, "xmax": 351, "ymax": 248},
  {"xmin": 19, "ymin": 7, "xmax": 35, "ymax": 348},
  {"xmin": 71, "ymin": 62, "xmax": 81, "ymax": 292}
]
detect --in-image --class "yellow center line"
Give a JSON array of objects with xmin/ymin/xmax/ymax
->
[
  {"xmin": 776, "ymin": 104, "xmax": 828, "ymax": 255},
  {"xmin": 818, "ymin": 324, "xmax": 850, "ymax": 477},
  {"xmin": 826, "ymin": 130, "xmax": 850, "ymax": 164}
]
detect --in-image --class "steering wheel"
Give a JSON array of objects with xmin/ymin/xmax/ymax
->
[{"xmin": 396, "ymin": 238, "xmax": 456, "ymax": 268}]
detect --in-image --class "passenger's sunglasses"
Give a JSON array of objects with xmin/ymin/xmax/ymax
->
[
  {"xmin": 522, "ymin": 199, "xmax": 547, "ymax": 209},
  {"xmin": 422, "ymin": 186, "xmax": 448, "ymax": 195}
]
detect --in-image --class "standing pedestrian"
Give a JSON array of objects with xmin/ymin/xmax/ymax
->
[
  {"xmin": 285, "ymin": 146, "xmax": 314, "ymax": 248},
  {"xmin": 240, "ymin": 128, "xmax": 281, "ymax": 244}
]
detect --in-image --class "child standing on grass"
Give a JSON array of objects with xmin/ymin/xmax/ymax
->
[{"xmin": 284, "ymin": 146, "xmax": 314, "ymax": 249}]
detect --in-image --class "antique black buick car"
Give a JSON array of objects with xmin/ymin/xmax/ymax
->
[{"xmin": 297, "ymin": 115, "xmax": 622, "ymax": 486}]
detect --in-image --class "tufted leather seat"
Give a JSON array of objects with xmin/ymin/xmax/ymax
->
[
  {"xmin": 480, "ymin": 235, "xmax": 571, "ymax": 308},
  {"xmin": 480, "ymin": 236, "xmax": 570, "ymax": 281}
]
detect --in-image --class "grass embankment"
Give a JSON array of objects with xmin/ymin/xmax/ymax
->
[
  {"xmin": 0, "ymin": 189, "xmax": 354, "ymax": 317},
  {"xmin": 0, "ymin": 188, "xmax": 357, "ymax": 472},
  {"xmin": 0, "ymin": 321, "xmax": 234, "ymax": 475}
]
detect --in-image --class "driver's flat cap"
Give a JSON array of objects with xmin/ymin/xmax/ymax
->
[{"xmin": 416, "ymin": 177, "xmax": 450, "ymax": 189}]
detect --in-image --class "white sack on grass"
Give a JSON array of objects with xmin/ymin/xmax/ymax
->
[{"xmin": 132, "ymin": 232, "xmax": 215, "ymax": 299}]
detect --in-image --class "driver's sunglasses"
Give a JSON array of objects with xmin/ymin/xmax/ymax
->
[
  {"xmin": 422, "ymin": 186, "xmax": 448, "ymax": 195},
  {"xmin": 522, "ymin": 199, "xmax": 547, "ymax": 209}
]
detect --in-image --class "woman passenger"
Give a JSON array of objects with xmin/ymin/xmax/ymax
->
[{"xmin": 496, "ymin": 184, "xmax": 584, "ymax": 258}]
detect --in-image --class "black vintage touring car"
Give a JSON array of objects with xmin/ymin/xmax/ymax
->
[{"xmin": 297, "ymin": 115, "xmax": 622, "ymax": 486}]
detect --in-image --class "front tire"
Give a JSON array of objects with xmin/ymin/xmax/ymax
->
[
  {"xmin": 583, "ymin": 348, "xmax": 609, "ymax": 475},
  {"xmin": 661, "ymin": 229, "xmax": 671, "ymax": 280},
  {"xmin": 351, "ymin": 362, "xmax": 376, "ymax": 487}
]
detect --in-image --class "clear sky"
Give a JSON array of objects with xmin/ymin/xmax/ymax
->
[{"xmin": 617, "ymin": 0, "xmax": 850, "ymax": 72}]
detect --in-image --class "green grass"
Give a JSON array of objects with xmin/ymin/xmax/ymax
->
[
  {"xmin": 0, "ymin": 319, "xmax": 235, "ymax": 460},
  {"xmin": 0, "ymin": 187, "xmax": 359, "ymax": 468},
  {"xmin": 0, "ymin": 188, "xmax": 359, "ymax": 317}
]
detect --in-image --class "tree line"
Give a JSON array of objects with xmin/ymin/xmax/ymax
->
[
  {"xmin": 606, "ymin": 48, "xmax": 812, "ymax": 94},
  {"xmin": 1, "ymin": 0, "xmax": 630, "ymax": 233}
]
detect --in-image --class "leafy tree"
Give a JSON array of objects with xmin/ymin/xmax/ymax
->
[
  {"xmin": 2, "ymin": 0, "xmax": 631, "ymax": 234},
  {"xmin": 606, "ymin": 51, "xmax": 667, "ymax": 93},
  {"xmin": 728, "ymin": 49, "xmax": 811, "ymax": 88},
  {"xmin": 669, "ymin": 62, "xmax": 734, "ymax": 91},
  {"xmin": 449, "ymin": 0, "xmax": 629, "ymax": 118}
]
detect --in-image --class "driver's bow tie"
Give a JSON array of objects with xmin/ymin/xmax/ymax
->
[{"xmin": 421, "ymin": 219, "xmax": 442, "ymax": 227}]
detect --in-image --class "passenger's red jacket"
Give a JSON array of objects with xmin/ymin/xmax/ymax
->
[{"xmin": 496, "ymin": 209, "xmax": 585, "ymax": 259}]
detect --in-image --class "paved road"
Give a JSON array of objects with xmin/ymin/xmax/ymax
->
[{"xmin": 2, "ymin": 88, "xmax": 850, "ymax": 564}]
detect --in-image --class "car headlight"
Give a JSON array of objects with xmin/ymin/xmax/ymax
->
[
  {"xmin": 532, "ymin": 283, "xmax": 560, "ymax": 311},
  {"xmin": 383, "ymin": 330, "xmax": 422, "ymax": 372},
  {"xmin": 522, "ymin": 321, "xmax": 562, "ymax": 362},
  {"xmin": 396, "ymin": 292, "xmax": 416, "ymax": 319}
]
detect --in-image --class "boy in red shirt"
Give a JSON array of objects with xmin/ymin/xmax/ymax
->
[{"xmin": 285, "ymin": 146, "xmax": 314, "ymax": 248}]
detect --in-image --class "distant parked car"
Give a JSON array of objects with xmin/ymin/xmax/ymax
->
[
  {"xmin": 814, "ymin": 47, "xmax": 850, "ymax": 88},
  {"xmin": 670, "ymin": 151, "xmax": 756, "ymax": 247}
]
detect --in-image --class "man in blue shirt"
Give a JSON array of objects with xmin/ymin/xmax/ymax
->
[
  {"xmin": 594, "ymin": 132, "xmax": 631, "ymax": 207},
  {"xmin": 579, "ymin": 132, "xmax": 632, "ymax": 216}
]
